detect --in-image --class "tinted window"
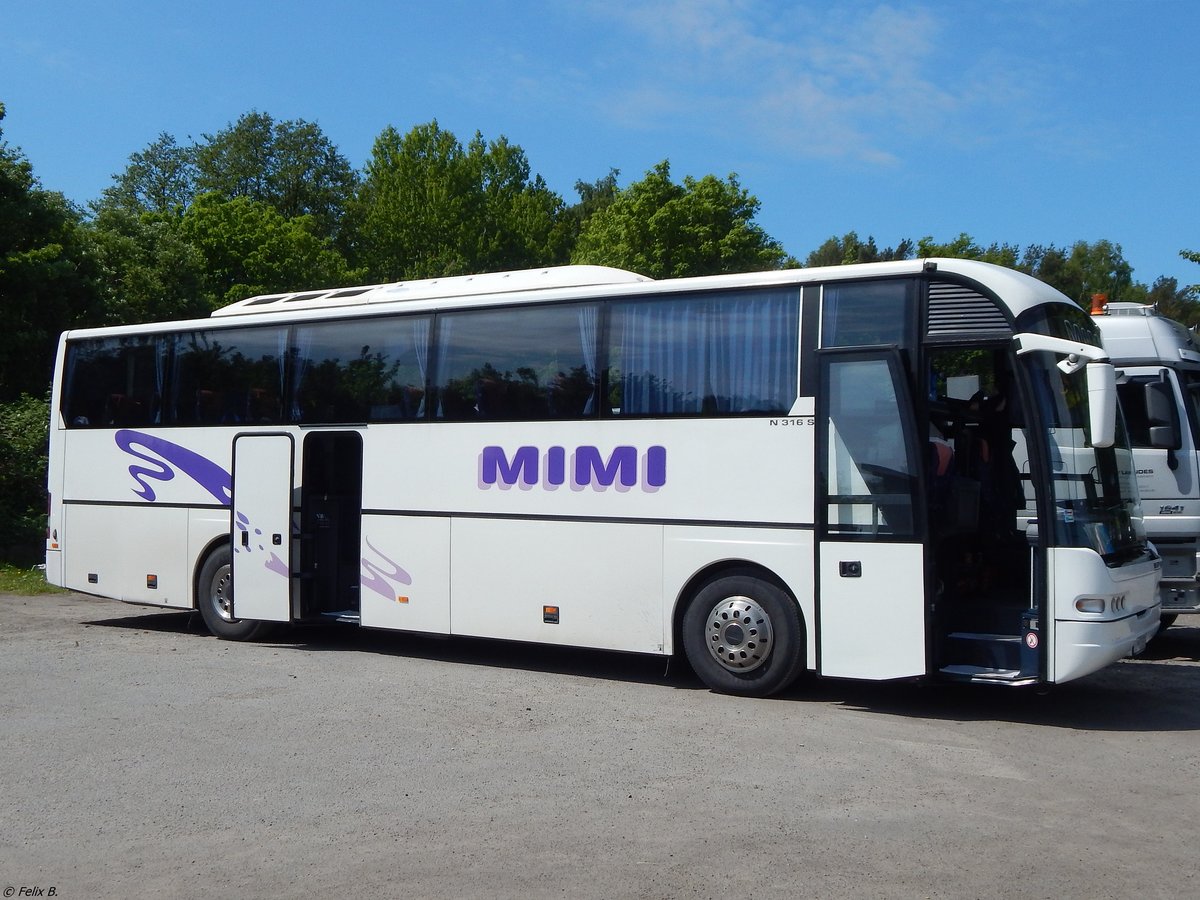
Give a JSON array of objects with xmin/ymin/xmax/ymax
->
[
  {"xmin": 434, "ymin": 304, "xmax": 598, "ymax": 420},
  {"xmin": 63, "ymin": 335, "xmax": 166, "ymax": 428},
  {"xmin": 822, "ymin": 280, "xmax": 915, "ymax": 350},
  {"xmin": 293, "ymin": 316, "xmax": 429, "ymax": 423},
  {"xmin": 172, "ymin": 327, "xmax": 287, "ymax": 425},
  {"xmin": 607, "ymin": 289, "xmax": 799, "ymax": 416}
]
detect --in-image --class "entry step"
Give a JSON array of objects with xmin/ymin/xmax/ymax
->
[
  {"xmin": 939, "ymin": 664, "xmax": 1036, "ymax": 685},
  {"xmin": 947, "ymin": 632, "xmax": 1021, "ymax": 643},
  {"xmin": 318, "ymin": 610, "xmax": 361, "ymax": 624},
  {"xmin": 943, "ymin": 631, "xmax": 1024, "ymax": 671}
]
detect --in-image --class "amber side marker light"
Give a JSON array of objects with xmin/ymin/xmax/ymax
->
[{"xmin": 543, "ymin": 606, "xmax": 560, "ymax": 624}]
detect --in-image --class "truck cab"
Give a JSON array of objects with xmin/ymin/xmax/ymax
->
[{"xmin": 1095, "ymin": 300, "xmax": 1200, "ymax": 628}]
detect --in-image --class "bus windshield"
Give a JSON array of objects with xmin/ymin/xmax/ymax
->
[{"xmin": 1017, "ymin": 305, "xmax": 1146, "ymax": 564}]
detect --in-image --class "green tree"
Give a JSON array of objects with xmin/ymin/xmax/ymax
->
[
  {"xmin": 89, "ymin": 206, "xmax": 210, "ymax": 323},
  {"xmin": 571, "ymin": 160, "xmax": 788, "ymax": 278},
  {"xmin": 914, "ymin": 233, "xmax": 1138, "ymax": 309},
  {"xmin": 805, "ymin": 231, "xmax": 914, "ymax": 267},
  {"xmin": 195, "ymin": 111, "xmax": 358, "ymax": 242},
  {"xmin": 1140, "ymin": 276, "xmax": 1200, "ymax": 327},
  {"xmin": 1029, "ymin": 239, "xmax": 1134, "ymax": 307},
  {"xmin": 352, "ymin": 121, "xmax": 479, "ymax": 280},
  {"xmin": 179, "ymin": 193, "xmax": 360, "ymax": 307},
  {"xmin": 96, "ymin": 132, "xmax": 197, "ymax": 215},
  {"xmin": 916, "ymin": 233, "xmax": 1022, "ymax": 269},
  {"xmin": 466, "ymin": 132, "xmax": 570, "ymax": 271},
  {"xmin": 0, "ymin": 102, "xmax": 103, "ymax": 401},
  {"xmin": 351, "ymin": 121, "xmax": 566, "ymax": 281},
  {"xmin": 560, "ymin": 168, "xmax": 621, "ymax": 244},
  {"xmin": 1182, "ymin": 249, "xmax": 1200, "ymax": 293},
  {"xmin": 0, "ymin": 393, "xmax": 50, "ymax": 559}
]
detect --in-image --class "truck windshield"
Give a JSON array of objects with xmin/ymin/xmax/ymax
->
[{"xmin": 1017, "ymin": 305, "xmax": 1147, "ymax": 564}]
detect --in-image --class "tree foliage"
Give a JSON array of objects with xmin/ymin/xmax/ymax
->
[
  {"xmin": 195, "ymin": 111, "xmax": 358, "ymax": 242},
  {"xmin": 571, "ymin": 161, "xmax": 788, "ymax": 278},
  {"xmin": 352, "ymin": 121, "xmax": 566, "ymax": 281},
  {"xmin": 0, "ymin": 103, "xmax": 103, "ymax": 402},
  {"xmin": 179, "ymin": 193, "xmax": 361, "ymax": 307},
  {"xmin": 0, "ymin": 393, "xmax": 50, "ymax": 557},
  {"xmin": 1137, "ymin": 276, "xmax": 1199, "ymax": 326},
  {"xmin": 90, "ymin": 206, "xmax": 209, "ymax": 323},
  {"xmin": 96, "ymin": 132, "xmax": 197, "ymax": 215},
  {"xmin": 1182, "ymin": 249, "xmax": 1200, "ymax": 294},
  {"xmin": 916, "ymin": 233, "xmax": 1023, "ymax": 269},
  {"xmin": 560, "ymin": 169, "xmax": 621, "ymax": 244},
  {"xmin": 466, "ymin": 132, "xmax": 570, "ymax": 272},
  {"xmin": 913, "ymin": 232, "xmax": 1147, "ymax": 311},
  {"xmin": 805, "ymin": 231, "xmax": 914, "ymax": 267},
  {"xmin": 353, "ymin": 121, "xmax": 478, "ymax": 280}
]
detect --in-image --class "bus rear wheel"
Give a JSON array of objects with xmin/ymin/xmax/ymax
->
[
  {"xmin": 196, "ymin": 545, "xmax": 274, "ymax": 641},
  {"xmin": 682, "ymin": 572, "xmax": 805, "ymax": 697}
]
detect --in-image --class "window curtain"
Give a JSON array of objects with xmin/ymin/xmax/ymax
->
[
  {"xmin": 153, "ymin": 335, "xmax": 171, "ymax": 424},
  {"xmin": 288, "ymin": 327, "xmax": 313, "ymax": 421},
  {"xmin": 577, "ymin": 305, "xmax": 599, "ymax": 414},
  {"xmin": 433, "ymin": 316, "xmax": 454, "ymax": 418},
  {"xmin": 616, "ymin": 290, "xmax": 798, "ymax": 415},
  {"xmin": 412, "ymin": 317, "xmax": 430, "ymax": 418}
]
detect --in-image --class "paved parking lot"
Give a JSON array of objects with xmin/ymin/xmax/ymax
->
[{"xmin": 2, "ymin": 591, "xmax": 1198, "ymax": 899}]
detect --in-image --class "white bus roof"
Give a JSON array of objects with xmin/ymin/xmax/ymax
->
[
  {"xmin": 207, "ymin": 258, "xmax": 1070, "ymax": 320},
  {"xmin": 61, "ymin": 258, "xmax": 1077, "ymax": 340},
  {"xmin": 211, "ymin": 265, "xmax": 652, "ymax": 317}
]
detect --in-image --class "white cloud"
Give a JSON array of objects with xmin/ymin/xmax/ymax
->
[{"xmin": 565, "ymin": 1, "xmax": 1041, "ymax": 165}]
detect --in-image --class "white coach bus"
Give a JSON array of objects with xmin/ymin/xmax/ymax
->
[{"xmin": 45, "ymin": 260, "xmax": 1161, "ymax": 696}]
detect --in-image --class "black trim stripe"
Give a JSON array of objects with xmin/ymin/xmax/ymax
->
[
  {"xmin": 63, "ymin": 499, "xmax": 228, "ymax": 511},
  {"xmin": 60, "ymin": 498, "xmax": 816, "ymax": 531},
  {"xmin": 362, "ymin": 508, "xmax": 815, "ymax": 530}
]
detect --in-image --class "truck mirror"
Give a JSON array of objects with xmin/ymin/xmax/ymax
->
[{"xmin": 1144, "ymin": 381, "xmax": 1182, "ymax": 450}]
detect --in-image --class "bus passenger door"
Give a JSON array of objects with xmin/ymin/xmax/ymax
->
[
  {"xmin": 231, "ymin": 432, "xmax": 294, "ymax": 622},
  {"xmin": 817, "ymin": 351, "xmax": 927, "ymax": 679}
]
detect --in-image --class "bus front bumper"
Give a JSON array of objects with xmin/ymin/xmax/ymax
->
[{"xmin": 1054, "ymin": 604, "xmax": 1161, "ymax": 683}]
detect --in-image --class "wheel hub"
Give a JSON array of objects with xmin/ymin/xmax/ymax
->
[
  {"xmin": 705, "ymin": 596, "xmax": 772, "ymax": 673},
  {"xmin": 211, "ymin": 564, "xmax": 234, "ymax": 622}
]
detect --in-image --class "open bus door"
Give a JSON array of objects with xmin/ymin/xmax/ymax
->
[
  {"xmin": 816, "ymin": 350, "xmax": 928, "ymax": 679},
  {"xmin": 230, "ymin": 432, "xmax": 294, "ymax": 622}
]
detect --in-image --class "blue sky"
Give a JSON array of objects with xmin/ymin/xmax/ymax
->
[{"xmin": 3, "ymin": 0, "xmax": 1198, "ymax": 287}]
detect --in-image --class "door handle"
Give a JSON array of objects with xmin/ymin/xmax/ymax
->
[{"xmin": 241, "ymin": 531, "xmax": 249, "ymax": 548}]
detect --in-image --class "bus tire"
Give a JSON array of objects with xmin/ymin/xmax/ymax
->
[
  {"xmin": 682, "ymin": 572, "xmax": 805, "ymax": 697},
  {"xmin": 1156, "ymin": 613, "xmax": 1178, "ymax": 636},
  {"xmin": 196, "ymin": 544, "xmax": 274, "ymax": 641}
]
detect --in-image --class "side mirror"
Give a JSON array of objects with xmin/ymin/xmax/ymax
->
[
  {"xmin": 1087, "ymin": 362, "xmax": 1117, "ymax": 449},
  {"xmin": 1144, "ymin": 380, "xmax": 1182, "ymax": 450}
]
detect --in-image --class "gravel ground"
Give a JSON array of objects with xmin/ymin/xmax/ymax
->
[{"xmin": 2, "ymin": 591, "xmax": 1198, "ymax": 900}]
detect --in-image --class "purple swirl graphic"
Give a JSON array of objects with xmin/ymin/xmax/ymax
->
[
  {"xmin": 361, "ymin": 536, "xmax": 412, "ymax": 601},
  {"xmin": 115, "ymin": 430, "xmax": 232, "ymax": 505}
]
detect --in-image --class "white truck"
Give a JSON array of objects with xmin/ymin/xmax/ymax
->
[{"xmin": 1095, "ymin": 298, "xmax": 1200, "ymax": 630}]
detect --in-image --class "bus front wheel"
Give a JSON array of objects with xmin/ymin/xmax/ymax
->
[
  {"xmin": 196, "ymin": 545, "xmax": 274, "ymax": 641},
  {"xmin": 682, "ymin": 572, "xmax": 805, "ymax": 697}
]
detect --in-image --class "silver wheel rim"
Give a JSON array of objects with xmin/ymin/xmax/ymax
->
[
  {"xmin": 704, "ymin": 595, "xmax": 772, "ymax": 673},
  {"xmin": 209, "ymin": 563, "xmax": 234, "ymax": 622}
]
